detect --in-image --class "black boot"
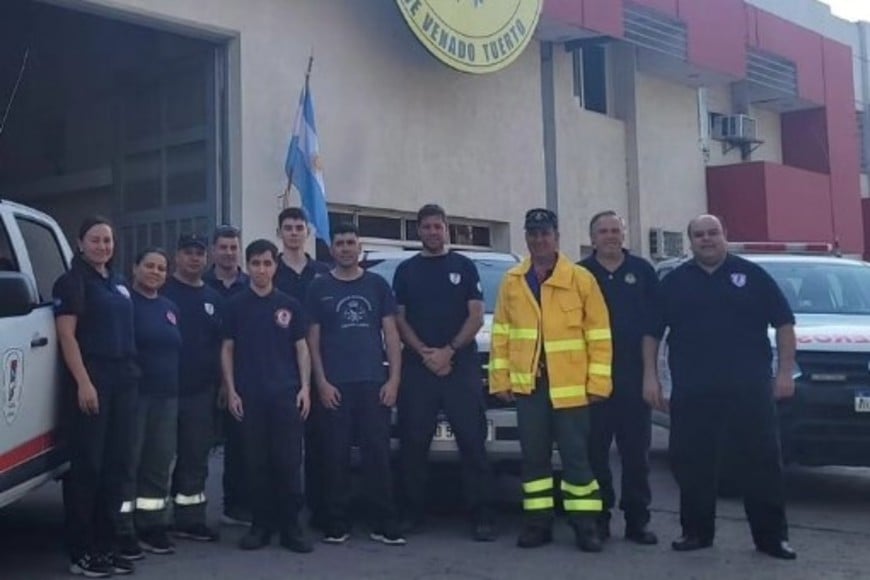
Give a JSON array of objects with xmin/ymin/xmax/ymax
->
[
  {"xmin": 572, "ymin": 519, "xmax": 603, "ymax": 553},
  {"xmin": 239, "ymin": 527, "xmax": 271, "ymax": 550},
  {"xmin": 516, "ymin": 525, "xmax": 553, "ymax": 548}
]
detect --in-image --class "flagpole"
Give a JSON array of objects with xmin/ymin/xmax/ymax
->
[{"xmin": 281, "ymin": 51, "xmax": 315, "ymax": 210}]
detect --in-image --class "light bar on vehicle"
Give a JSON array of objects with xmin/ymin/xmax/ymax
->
[{"xmin": 727, "ymin": 242, "xmax": 836, "ymax": 255}]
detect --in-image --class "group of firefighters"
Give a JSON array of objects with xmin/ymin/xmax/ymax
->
[{"xmin": 51, "ymin": 201, "xmax": 798, "ymax": 577}]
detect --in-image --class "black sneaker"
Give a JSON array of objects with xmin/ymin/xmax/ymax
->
[
  {"xmin": 139, "ymin": 528, "xmax": 176, "ymax": 555},
  {"xmin": 117, "ymin": 534, "xmax": 145, "ymax": 561},
  {"xmin": 239, "ymin": 527, "xmax": 271, "ymax": 550},
  {"xmin": 69, "ymin": 553, "xmax": 111, "ymax": 578},
  {"xmin": 172, "ymin": 523, "xmax": 220, "ymax": 542},
  {"xmin": 370, "ymin": 524, "xmax": 406, "ymax": 546},
  {"xmin": 98, "ymin": 553, "xmax": 134, "ymax": 576},
  {"xmin": 323, "ymin": 525, "xmax": 350, "ymax": 544}
]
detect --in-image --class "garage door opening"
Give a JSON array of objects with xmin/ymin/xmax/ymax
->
[{"xmin": 0, "ymin": 0, "xmax": 227, "ymax": 273}]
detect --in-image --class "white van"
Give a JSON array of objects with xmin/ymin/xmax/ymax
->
[{"xmin": 0, "ymin": 200, "xmax": 72, "ymax": 508}]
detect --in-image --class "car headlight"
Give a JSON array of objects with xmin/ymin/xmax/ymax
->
[{"xmin": 771, "ymin": 348, "xmax": 802, "ymax": 379}]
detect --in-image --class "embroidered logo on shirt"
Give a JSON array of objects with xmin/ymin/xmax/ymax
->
[
  {"xmin": 275, "ymin": 308, "xmax": 292, "ymax": 328},
  {"xmin": 731, "ymin": 273, "xmax": 747, "ymax": 288},
  {"xmin": 624, "ymin": 273, "xmax": 637, "ymax": 285},
  {"xmin": 204, "ymin": 302, "xmax": 214, "ymax": 316},
  {"xmin": 116, "ymin": 285, "xmax": 131, "ymax": 299},
  {"xmin": 166, "ymin": 311, "xmax": 177, "ymax": 325},
  {"xmin": 449, "ymin": 273, "xmax": 462, "ymax": 285}
]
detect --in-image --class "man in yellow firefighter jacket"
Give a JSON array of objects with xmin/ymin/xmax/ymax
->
[{"xmin": 490, "ymin": 208, "xmax": 613, "ymax": 552}]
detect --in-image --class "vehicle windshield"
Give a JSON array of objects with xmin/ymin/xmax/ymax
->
[
  {"xmin": 758, "ymin": 260, "xmax": 870, "ymax": 315},
  {"xmin": 364, "ymin": 256, "xmax": 514, "ymax": 313}
]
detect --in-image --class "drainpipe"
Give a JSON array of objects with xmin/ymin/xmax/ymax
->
[{"xmin": 540, "ymin": 41, "xmax": 559, "ymax": 214}]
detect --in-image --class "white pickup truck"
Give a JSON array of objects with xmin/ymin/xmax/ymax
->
[{"xmin": 0, "ymin": 200, "xmax": 72, "ymax": 508}]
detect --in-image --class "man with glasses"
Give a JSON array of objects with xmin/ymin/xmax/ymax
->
[{"xmin": 204, "ymin": 225, "xmax": 251, "ymax": 526}]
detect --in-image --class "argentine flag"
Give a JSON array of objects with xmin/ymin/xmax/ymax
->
[{"xmin": 285, "ymin": 82, "xmax": 330, "ymax": 244}]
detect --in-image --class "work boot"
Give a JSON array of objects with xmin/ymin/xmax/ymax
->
[
  {"xmin": 516, "ymin": 525, "xmax": 553, "ymax": 548},
  {"xmin": 572, "ymin": 519, "xmax": 603, "ymax": 553}
]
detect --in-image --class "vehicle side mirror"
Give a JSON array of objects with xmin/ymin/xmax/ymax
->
[{"xmin": 0, "ymin": 272, "xmax": 39, "ymax": 318}]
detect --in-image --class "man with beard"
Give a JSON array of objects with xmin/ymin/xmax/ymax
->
[
  {"xmin": 393, "ymin": 204, "xmax": 496, "ymax": 541},
  {"xmin": 307, "ymin": 223, "xmax": 404, "ymax": 545}
]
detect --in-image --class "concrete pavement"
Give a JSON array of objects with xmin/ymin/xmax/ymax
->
[{"xmin": 3, "ymin": 427, "xmax": 869, "ymax": 579}]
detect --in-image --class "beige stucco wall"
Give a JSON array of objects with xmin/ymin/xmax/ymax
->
[
  {"xmin": 551, "ymin": 47, "xmax": 629, "ymax": 260},
  {"xmin": 67, "ymin": 0, "xmax": 546, "ymax": 253},
  {"xmin": 633, "ymin": 72, "xmax": 708, "ymax": 256}
]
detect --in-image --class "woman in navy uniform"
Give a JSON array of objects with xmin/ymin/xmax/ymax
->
[
  {"xmin": 116, "ymin": 248, "xmax": 183, "ymax": 559},
  {"xmin": 54, "ymin": 217, "xmax": 138, "ymax": 578}
]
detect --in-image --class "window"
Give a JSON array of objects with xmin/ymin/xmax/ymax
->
[
  {"xmin": 331, "ymin": 210, "xmax": 492, "ymax": 247},
  {"xmin": 15, "ymin": 217, "xmax": 67, "ymax": 303},
  {"xmin": 572, "ymin": 44, "xmax": 608, "ymax": 115},
  {"xmin": 0, "ymin": 219, "xmax": 19, "ymax": 272}
]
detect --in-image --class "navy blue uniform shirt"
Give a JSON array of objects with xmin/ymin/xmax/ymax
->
[
  {"xmin": 204, "ymin": 266, "xmax": 249, "ymax": 299},
  {"xmin": 52, "ymin": 255, "xmax": 136, "ymax": 360},
  {"xmin": 132, "ymin": 291, "xmax": 183, "ymax": 397},
  {"xmin": 393, "ymin": 252, "xmax": 483, "ymax": 364},
  {"xmin": 222, "ymin": 287, "xmax": 306, "ymax": 398},
  {"xmin": 649, "ymin": 253, "xmax": 795, "ymax": 394},
  {"xmin": 162, "ymin": 277, "xmax": 223, "ymax": 397},
  {"xmin": 306, "ymin": 271, "xmax": 396, "ymax": 385},
  {"xmin": 581, "ymin": 251, "xmax": 658, "ymax": 385},
  {"xmin": 274, "ymin": 254, "xmax": 330, "ymax": 305}
]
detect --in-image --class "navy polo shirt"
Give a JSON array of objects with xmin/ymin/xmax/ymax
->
[
  {"xmin": 274, "ymin": 254, "xmax": 330, "ymax": 305},
  {"xmin": 162, "ymin": 277, "xmax": 223, "ymax": 397},
  {"xmin": 204, "ymin": 266, "xmax": 249, "ymax": 299},
  {"xmin": 132, "ymin": 292, "xmax": 183, "ymax": 397},
  {"xmin": 392, "ymin": 251, "xmax": 483, "ymax": 365},
  {"xmin": 222, "ymin": 287, "xmax": 306, "ymax": 398},
  {"xmin": 580, "ymin": 251, "xmax": 658, "ymax": 382},
  {"xmin": 649, "ymin": 253, "xmax": 795, "ymax": 394},
  {"xmin": 52, "ymin": 256, "xmax": 136, "ymax": 360}
]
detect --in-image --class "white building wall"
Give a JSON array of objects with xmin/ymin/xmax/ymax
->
[
  {"xmin": 551, "ymin": 47, "xmax": 629, "ymax": 259},
  {"xmin": 634, "ymin": 73, "xmax": 708, "ymax": 255},
  {"xmin": 70, "ymin": 0, "xmax": 547, "ymax": 253}
]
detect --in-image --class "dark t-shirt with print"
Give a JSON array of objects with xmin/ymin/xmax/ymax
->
[
  {"xmin": 222, "ymin": 287, "xmax": 306, "ymax": 398},
  {"xmin": 306, "ymin": 271, "xmax": 396, "ymax": 385},
  {"xmin": 392, "ymin": 252, "xmax": 483, "ymax": 365}
]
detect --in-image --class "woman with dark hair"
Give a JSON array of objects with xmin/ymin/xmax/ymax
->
[
  {"xmin": 53, "ymin": 216, "xmax": 138, "ymax": 578},
  {"xmin": 116, "ymin": 248, "xmax": 183, "ymax": 559}
]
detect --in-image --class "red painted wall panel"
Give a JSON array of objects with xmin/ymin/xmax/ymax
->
[
  {"xmin": 751, "ymin": 8, "xmax": 825, "ymax": 104},
  {"xmin": 582, "ymin": 0, "xmax": 624, "ymax": 37},
  {"xmin": 632, "ymin": 0, "xmax": 678, "ymax": 17},
  {"xmin": 542, "ymin": 0, "xmax": 624, "ymax": 37},
  {"xmin": 707, "ymin": 162, "xmax": 834, "ymax": 244},
  {"xmin": 764, "ymin": 163, "xmax": 834, "ymax": 242},
  {"xmin": 822, "ymin": 38, "xmax": 864, "ymax": 254},
  {"xmin": 781, "ymin": 108, "xmax": 830, "ymax": 174},
  {"xmin": 542, "ymin": 0, "xmax": 584, "ymax": 28},
  {"xmin": 707, "ymin": 163, "xmax": 769, "ymax": 241},
  {"xmin": 679, "ymin": 0, "xmax": 745, "ymax": 79}
]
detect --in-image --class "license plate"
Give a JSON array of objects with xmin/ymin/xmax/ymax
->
[
  {"xmin": 433, "ymin": 420, "xmax": 494, "ymax": 442},
  {"xmin": 855, "ymin": 393, "xmax": 870, "ymax": 413}
]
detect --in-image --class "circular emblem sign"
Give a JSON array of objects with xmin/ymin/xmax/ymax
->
[{"xmin": 396, "ymin": 0, "xmax": 543, "ymax": 74}]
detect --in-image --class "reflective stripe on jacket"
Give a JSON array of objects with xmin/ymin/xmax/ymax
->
[{"xmin": 489, "ymin": 253, "xmax": 613, "ymax": 408}]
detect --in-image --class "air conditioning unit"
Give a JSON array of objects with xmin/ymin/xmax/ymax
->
[
  {"xmin": 712, "ymin": 114, "xmax": 757, "ymax": 143},
  {"xmin": 649, "ymin": 227, "xmax": 684, "ymax": 260}
]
